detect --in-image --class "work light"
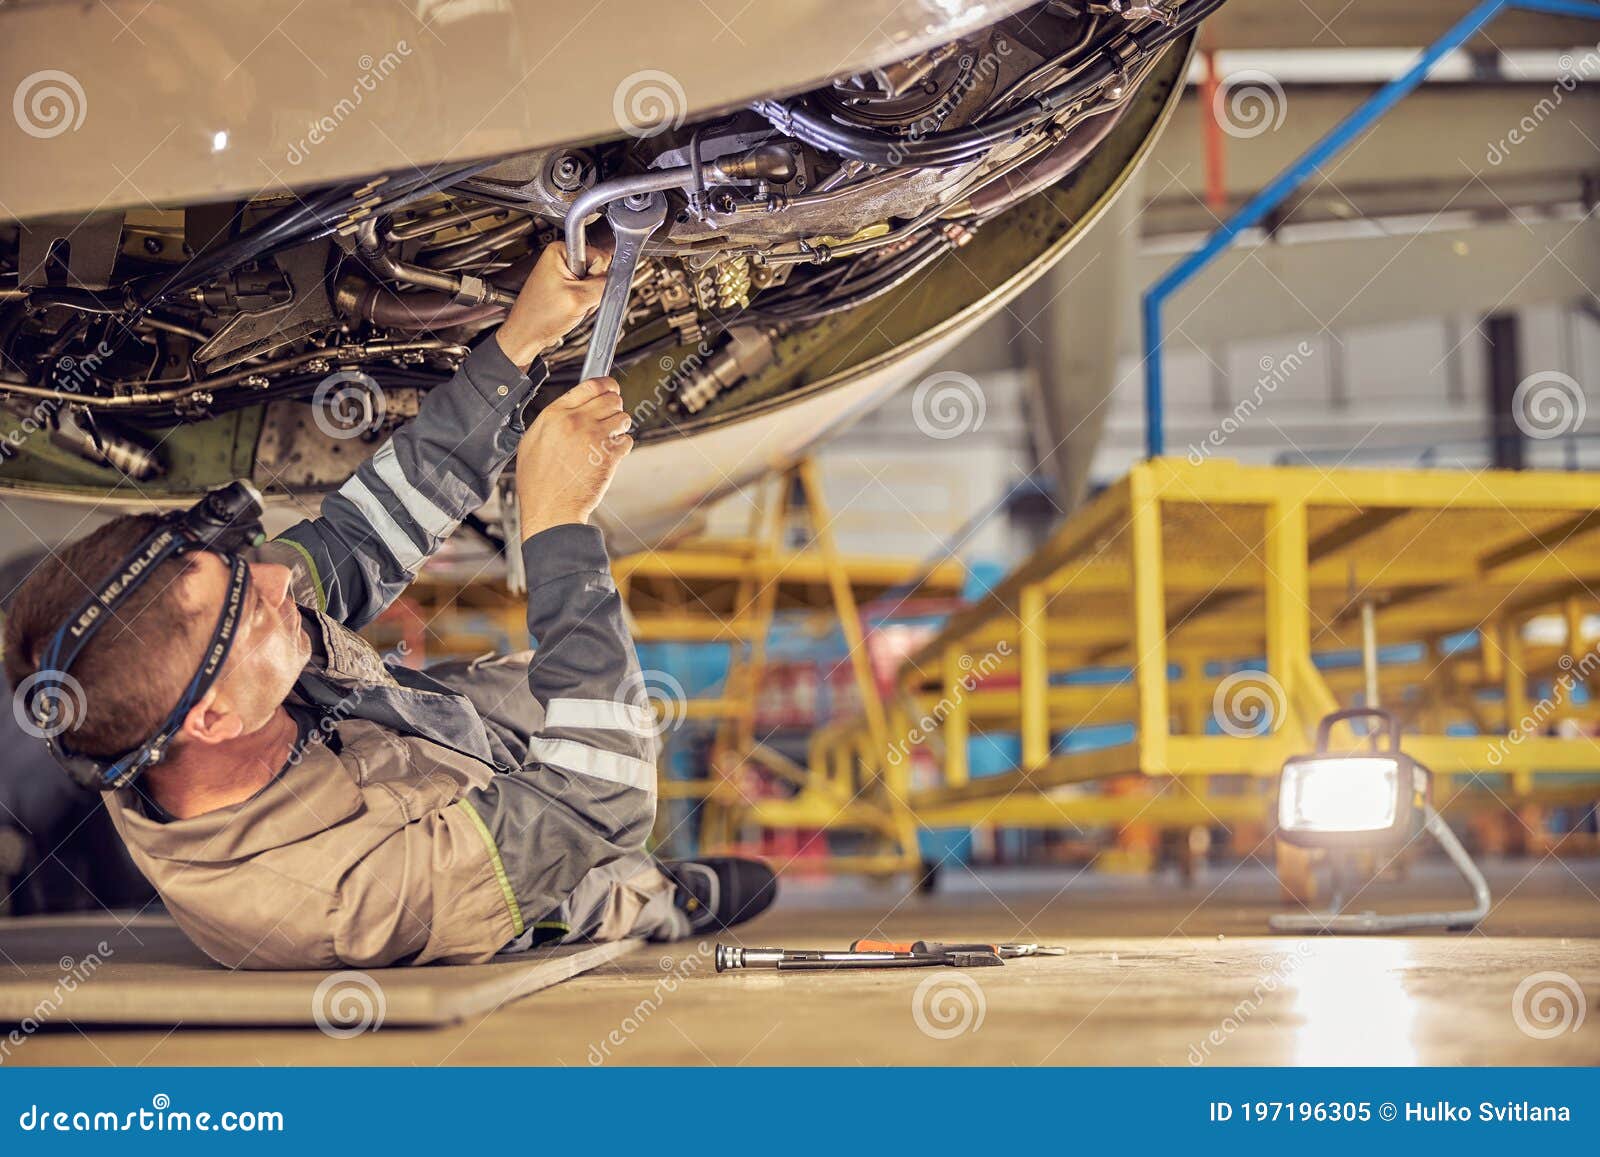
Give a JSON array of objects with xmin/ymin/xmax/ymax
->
[
  {"xmin": 1277, "ymin": 709, "xmax": 1428, "ymax": 849},
  {"xmin": 1270, "ymin": 707, "xmax": 1488, "ymax": 935}
]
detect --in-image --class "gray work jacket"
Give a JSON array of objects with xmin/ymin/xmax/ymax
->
[{"xmin": 104, "ymin": 338, "xmax": 658, "ymax": 969}]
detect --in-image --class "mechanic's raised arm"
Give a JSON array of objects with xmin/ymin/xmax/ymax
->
[
  {"xmin": 264, "ymin": 240, "xmax": 611, "ymax": 628},
  {"xmin": 448, "ymin": 377, "xmax": 655, "ymax": 939}
]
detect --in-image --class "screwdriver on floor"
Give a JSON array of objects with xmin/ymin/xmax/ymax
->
[
  {"xmin": 715, "ymin": 945, "xmax": 1005, "ymax": 972},
  {"xmin": 849, "ymin": 939, "xmax": 1066, "ymax": 958}
]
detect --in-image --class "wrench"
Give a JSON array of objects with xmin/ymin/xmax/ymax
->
[{"xmin": 574, "ymin": 191, "xmax": 668, "ymax": 383}]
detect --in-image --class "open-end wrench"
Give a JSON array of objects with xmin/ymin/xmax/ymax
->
[{"xmin": 574, "ymin": 191, "xmax": 668, "ymax": 383}]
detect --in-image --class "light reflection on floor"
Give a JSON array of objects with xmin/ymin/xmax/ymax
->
[{"xmin": 1289, "ymin": 940, "xmax": 1419, "ymax": 1065}]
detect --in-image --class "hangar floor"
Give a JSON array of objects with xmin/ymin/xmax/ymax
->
[{"xmin": 11, "ymin": 858, "xmax": 1600, "ymax": 1067}]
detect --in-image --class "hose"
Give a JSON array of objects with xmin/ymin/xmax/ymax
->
[
  {"xmin": 344, "ymin": 283, "xmax": 506, "ymax": 329},
  {"xmin": 758, "ymin": 0, "xmax": 1225, "ymax": 169}
]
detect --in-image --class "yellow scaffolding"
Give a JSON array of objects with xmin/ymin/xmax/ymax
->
[{"xmin": 736, "ymin": 458, "xmax": 1600, "ymax": 875}]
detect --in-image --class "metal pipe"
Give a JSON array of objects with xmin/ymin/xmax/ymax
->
[
  {"xmin": 336, "ymin": 279, "xmax": 506, "ymax": 329},
  {"xmin": 355, "ymin": 220, "xmax": 516, "ymax": 307},
  {"xmin": 564, "ymin": 147, "xmax": 796, "ymax": 274},
  {"xmin": 386, "ymin": 203, "xmax": 504, "ymax": 242},
  {"xmin": 1268, "ymin": 805, "xmax": 1490, "ymax": 933},
  {"xmin": 1141, "ymin": 0, "xmax": 1600, "ymax": 458},
  {"xmin": 1361, "ymin": 598, "xmax": 1380, "ymax": 709},
  {"xmin": 0, "ymin": 340, "xmax": 466, "ymax": 407},
  {"xmin": 420, "ymin": 217, "xmax": 534, "ymax": 267},
  {"xmin": 50, "ymin": 413, "xmax": 163, "ymax": 480}
]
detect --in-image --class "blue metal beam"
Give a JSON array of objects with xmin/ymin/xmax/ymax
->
[{"xmin": 1140, "ymin": 0, "xmax": 1600, "ymax": 458}]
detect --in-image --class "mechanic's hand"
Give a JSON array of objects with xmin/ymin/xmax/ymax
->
[
  {"xmin": 496, "ymin": 238, "xmax": 614, "ymax": 371},
  {"xmin": 515, "ymin": 376, "xmax": 633, "ymax": 539}
]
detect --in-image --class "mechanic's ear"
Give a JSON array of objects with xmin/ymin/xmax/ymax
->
[{"xmin": 180, "ymin": 688, "xmax": 245, "ymax": 747}]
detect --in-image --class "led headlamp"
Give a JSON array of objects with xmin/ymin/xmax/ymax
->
[{"xmin": 26, "ymin": 481, "xmax": 267, "ymax": 791}]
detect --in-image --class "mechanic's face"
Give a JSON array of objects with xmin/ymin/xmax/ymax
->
[{"xmin": 181, "ymin": 552, "xmax": 311, "ymax": 737}]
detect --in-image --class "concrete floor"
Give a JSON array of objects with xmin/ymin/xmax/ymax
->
[{"xmin": 13, "ymin": 857, "xmax": 1600, "ymax": 1066}]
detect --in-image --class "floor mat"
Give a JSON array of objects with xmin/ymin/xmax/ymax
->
[{"xmin": 0, "ymin": 914, "xmax": 640, "ymax": 1028}]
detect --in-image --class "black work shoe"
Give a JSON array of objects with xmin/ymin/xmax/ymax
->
[{"xmin": 663, "ymin": 856, "xmax": 777, "ymax": 933}]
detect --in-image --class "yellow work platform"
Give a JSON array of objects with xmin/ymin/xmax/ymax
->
[
  {"xmin": 736, "ymin": 458, "xmax": 1600, "ymax": 873},
  {"xmin": 615, "ymin": 539, "xmax": 965, "ymax": 644}
]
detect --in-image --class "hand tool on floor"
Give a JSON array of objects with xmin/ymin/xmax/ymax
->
[
  {"xmin": 715, "ymin": 945, "xmax": 1005, "ymax": 973},
  {"xmin": 850, "ymin": 939, "xmax": 1066, "ymax": 958}
]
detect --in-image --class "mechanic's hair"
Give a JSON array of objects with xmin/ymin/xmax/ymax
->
[{"xmin": 3, "ymin": 514, "xmax": 203, "ymax": 758}]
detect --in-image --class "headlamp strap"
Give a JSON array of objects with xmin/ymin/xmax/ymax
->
[
  {"xmin": 35, "ymin": 523, "xmax": 190, "ymax": 703},
  {"xmin": 97, "ymin": 553, "xmax": 252, "ymax": 788}
]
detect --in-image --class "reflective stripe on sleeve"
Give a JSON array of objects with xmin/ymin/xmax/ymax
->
[
  {"xmin": 337, "ymin": 474, "xmax": 426, "ymax": 574},
  {"xmin": 526, "ymin": 738, "xmax": 656, "ymax": 791},
  {"xmin": 370, "ymin": 443, "xmax": 455, "ymax": 541},
  {"xmin": 545, "ymin": 697, "xmax": 656, "ymax": 736}
]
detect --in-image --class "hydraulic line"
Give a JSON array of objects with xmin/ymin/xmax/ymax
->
[{"xmin": 758, "ymin": 0, "xmax": 1225, "ymax": 169}]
